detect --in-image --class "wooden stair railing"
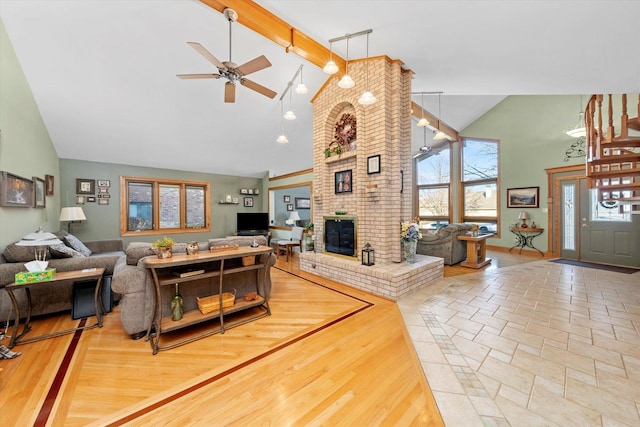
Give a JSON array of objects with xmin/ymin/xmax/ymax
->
[{"xmin": 585, "ymin": 94, "xmax": 640, "ymax": 206}]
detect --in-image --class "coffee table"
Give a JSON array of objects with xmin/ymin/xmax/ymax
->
[{"xmin": 6, "ymin": 268, "xmax": 106, "ymax": 348}]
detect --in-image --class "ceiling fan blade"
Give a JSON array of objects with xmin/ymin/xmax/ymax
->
[
  {"xmin": 187, "ymin": 42, "xmax": 226, "ymax": 69},
  {"xmin": 236, "ymin": 55, "xmax": 271, "ymax": 76},
  {"xmin": 224, "ymin": 82, "xmax": 236, "ymax": 103},
  {"xmin": 176, "ymin": 73, "xmax": 220, "ymax": 79},
  {"xmin": 240, "ymin": 78, "xmax": 277, "ymax": 99}
]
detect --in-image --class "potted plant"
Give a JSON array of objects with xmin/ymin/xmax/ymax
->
[
  {"xmin": 152, "ymin": 236, "xmax": 175, "ymax": 259},
  {"xmin": 305, "ymin": 223, "xmax": 314, "ymax": 235}
]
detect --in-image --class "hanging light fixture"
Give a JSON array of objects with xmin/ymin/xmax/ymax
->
[
  {"xmin": 413, "ymin": 125, "xmax": 432, "ymax": 158},
  {"xmin": 434, "ymin": 93, "xmax": 448, "ymax": 140},
  {"xmin": 417, "ymin": 92, "xmax": 429, "ymax": 127},
  {"xmin": 283, "ymin": 86, "xmax": 296, "ymax": 120},
  {"xmin": 294, "ymin": 64, "xmax": 308, "ymax": 94},
  {"xmin": 323, "ymin": 41, "xmax": 339, "ymax": 74},
  {"xmin": 338, "ymin": 37, "xmax": 355, "ymax": 89},
  {"xmin": 277, "ymin": 99, "xmax": 288, "ymax": 144},
  {"xmin": 565, "ymin": 95, "xmax": 586, "ymax": 138},
  {"xmin": 358, "ymin": 32, "xmax": 376, "ymax": 105}
]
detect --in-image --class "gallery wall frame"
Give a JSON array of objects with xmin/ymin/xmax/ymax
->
[
  {"xmin": 0, "ymin": 171, "xmax": 34, "ymax": 207},
  {"xmin": 507, "ymin": 186, "xmax": 539, "ymax": 208},
  {"xmin": 295, "ymin": 197, "xmax": 310, "ymax": 209},
  {"xmin": 244, "ymin": 197, "xmax": 254, "ymax": 207},
  {"xmin": 33, "ymin": 176, "xmax": 46, "ymax": 208},
  {"xmin": 367, "ymin": 155, "xmax": 381, "ymax": 174},
  {"xmin": 76, "ymin": 178, "xmax": 95, "ymax": 195}
]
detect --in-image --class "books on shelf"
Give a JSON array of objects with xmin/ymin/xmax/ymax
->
[{"xmin": 172, "ymin": 269, "xmax": 205, "ymax": 278}]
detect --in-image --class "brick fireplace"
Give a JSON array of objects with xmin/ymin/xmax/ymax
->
[{"xmin": 299, "ymin": 56, "xmax": 443, "ymax": 300}]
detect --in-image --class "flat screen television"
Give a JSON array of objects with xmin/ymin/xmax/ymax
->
[{"xmin": 237, "ymin": 212, "xmax": 269, "ymax": 235}]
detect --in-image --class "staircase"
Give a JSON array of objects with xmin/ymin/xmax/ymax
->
[{"xmin": 585, "ymin": 94, "xmax": 640, "ymax": 207}]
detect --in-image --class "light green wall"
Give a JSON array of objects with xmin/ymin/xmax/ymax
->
[
  {"xmin": 0, "ymin": 19, "xmax": 60, "ymax": 249},
  {"xmin": 461, "ymin": 95, "xmax": 586, "ymax": 251},
  {"xmin": 60, "ymin": 159, "xmax": 264, "ymax": 246}
]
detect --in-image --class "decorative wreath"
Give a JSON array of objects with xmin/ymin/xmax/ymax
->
[{"xmin": 334, "ymin": 113, "xmax": 357, "ymax": 147}]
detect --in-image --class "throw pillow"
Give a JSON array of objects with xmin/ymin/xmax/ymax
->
[
  {"xmin": 2, "ymin": 243, "xmax": 48, "ymax": 263},
  {"xmin": 63, "ymin": 233, "xmax": 92, "ymax": 257},
  {"xmin": 49, "ymin": 244, "xmax": 86, "ymax": 259}
]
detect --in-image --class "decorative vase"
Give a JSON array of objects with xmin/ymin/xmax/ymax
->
[
  {"xmin": 403, "ymin": 239, "xmax": 417, "ymax": 264},
  {"xmin": 171, "ymin": 283, "xmax": 183, "ymax": 321},
  {"xmin": 156, "ymin": 246, "xmax": 173, "ymax": 259}
]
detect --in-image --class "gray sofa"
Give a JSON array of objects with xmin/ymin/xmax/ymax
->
[
  {"xmin": 416, "ymin": 223, "xmax": 474, "ymax": 265},
  {"xmin": 111, "ymin": 235, "xmax": 276, "ymax": 339},
  {"xmin": 0, "ymin": 234, "xmax": 124, "ymax": 321}
]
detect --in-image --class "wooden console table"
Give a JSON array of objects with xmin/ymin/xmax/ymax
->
[
  {"xmin": 143, "ymin": 245, "xmax": 273, "ymax": 354},
  {"xmin": 6, "ymin": 268, "xmax": 106, "ymax": 348},
  {"xmin": 457, "ymin": 234, "xmax": 493, "ymax": 269},
  {"xmin": 509, "ymin": 227, "xmax": 544, "ymax": 256}
]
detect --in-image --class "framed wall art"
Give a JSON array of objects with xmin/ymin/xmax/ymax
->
[
  {"xmin": 287, "ymin": 204, "xmax": 293, "ymax": 211},
  {"xmin": 76, "ymin": 178, "xmax": 95, "ymax": 195},
  {"xmin": 244, "ymin": 197, "xmax": 254, "ymax": 207},
  {"xmin": 76, "ymin": 195, "xmax": 86, "ymax": 204},
  {"xmin": 97, "ymin": 179, "xmax": 110, "ymax": 187},
  {"xmin": 507, "ymin": 186, "xmax": 539, "ymax": 208},
  {"xmin": 367, "ymin": 155, "xmax": 381, "ymax": 174},
  {"xmin": 295, "ymin": 197, "xmax": 310, "ymax": 209},
  {"xmin": 0, "ymin": 171, "xmax": 33, "ymax": 207},
  {"xmin": 334, "ymin": 170, "xmax": 352, "ymax": 194},
  {"xmin": 33, "ymin": 176, "xmax": 46, "ymax": 208},
  {"xmin": 283, "ymin": 195, "xmax": 291, "ymax": 203},
  {"xmin": 45, "ymin": 174, "xmax": 54, "ymax": 196},
  {"xmin": 98, "ymin": 198, "xmax": 109, "ymax": 205}
]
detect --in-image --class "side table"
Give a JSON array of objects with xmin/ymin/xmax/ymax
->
[
  {"xmin": 457, "ymin": 234, "xmax": 493, "ymax": 269},
  {"xmin": 6, "ymin": 268, "xmax": 106, "ymax": 348},
  {"xmin": 509, "ymin": 227, "xmax": 544, "ymax": 256}
]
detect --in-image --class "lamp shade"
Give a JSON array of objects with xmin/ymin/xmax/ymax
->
[
  {"xmin": 518, "ymin": 211, "xmax": 528, "ymax": 220},
  {"xmin": 323, "ymin": 60, "xmax": 339, "ymax": 75},
  {"xmin": 60, "ymin": 207, "xmax": 87, "ymax": 222},
  {"xmin": 358, "ymin": 91, "xmax": 377, "ymax": 105},
  {"xmin": 338, "ymin": 74, "xmax": 355, "ymax": 89},
  {"xmin": 289, "ymin": 211, "xmax": 301, "ymax": 221},
  {"xmin": 16, "ymin": 229, "xmax": 63, "ymax": 247}
]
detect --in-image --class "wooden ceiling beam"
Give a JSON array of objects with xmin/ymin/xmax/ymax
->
[
  {"xmin": 199, "ymin": 0, "xmax": 458, "ymax": 136},
  {"xmin": 411, "ymin": 101, "xmax": 459, "ymax": 141}
]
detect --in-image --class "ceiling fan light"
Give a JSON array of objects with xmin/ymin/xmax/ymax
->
[
  {"xmin": 295, "ymin": 83, "xmax": 308, "ymax": 94},
  {"xmin": 277, "ymin": 134, "xmax": 289, "ymax": 144},
  {"xmin": 338, "ymin": 74, "xmax": 355, "ymax": 89},
  {"xmin": 417, "ymin": 117, "xmax": 430, "ymax": 127},
  {"xmin": 323, "ymin": 60, "xmax": 339, "ymax": 75},
  {"xmin": 283, "ymin": 110, "xmax": 296, "ymax": 120},
  {"xmin": 358, "ymin": 91, "xmax": 376, "ymax": 105}
]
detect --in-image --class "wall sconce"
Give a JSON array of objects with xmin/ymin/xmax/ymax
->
[{"xmin": 361, "ymin": 242, "xmax": 375, "ymax": 266}]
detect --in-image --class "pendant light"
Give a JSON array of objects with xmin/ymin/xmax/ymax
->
[
  {"xmin": 323, "ymin": 41, "xmax": 339, "ymax": 75},
  {"xmin": 338, "ymin": 37, "xmax": 355, "ymax": 89},
  {"xmin": 283, "ymin": 86, "xmax": 296, "ymax": 120},
  {"xmin": 277, "ymin": 99, "xmax": 288, "ymax": 144},
  {"xmin": 295, "ymin": 64, "xmax": 308, "ymax": 94},
  {"xmin": 358, "ymin": 32, "xmax": 376, "ymax": 105},
  {"xmin": 434, "ymin": 93, "xmax": 447, "ymax": 140},
  {"xmin": 417, "ymin": 92, "xmax": 429, "ymax": 127},
  {"xmin": 565, "ymin": 95, "xmax": 586, "ymax": 137}
]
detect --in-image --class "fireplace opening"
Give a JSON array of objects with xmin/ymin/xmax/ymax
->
[{"xmin": 324, "ymin": 217, "xmax": 356, "ymax": 257}]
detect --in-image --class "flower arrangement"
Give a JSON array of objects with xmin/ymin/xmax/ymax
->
[{"xmin": 401, "ymin": 220, "xmax": 422, "ymax": 242}]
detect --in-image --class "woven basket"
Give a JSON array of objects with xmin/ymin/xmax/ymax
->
[
  {"xmin": 196, "ymin": 289, "xmax": 236, "ymax": 314},
  {"xmin": 242, "ymin": 255, "xmax": 256, "ymax": 266}
]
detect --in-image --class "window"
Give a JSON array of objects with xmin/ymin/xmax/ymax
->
[
  {"xmin": 461, "ymin": 138, "xmax": 499, "ymax": 234},
  {"xmin": 415, "ymin": 144, "xmax": 451, "ymax": 229},
  {"xmin": 120, "ymin": 176, "xmax": 210, "ymax": 236}
]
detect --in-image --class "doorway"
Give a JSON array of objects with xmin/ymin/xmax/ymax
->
[{"xmin": 556, "ymin": 175, "xmax": 638, "ymax": 268}]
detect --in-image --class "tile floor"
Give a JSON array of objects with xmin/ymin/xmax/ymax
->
[{"xmin": 397, "ymin": 259, "xmax": 640, "ymax": 426}]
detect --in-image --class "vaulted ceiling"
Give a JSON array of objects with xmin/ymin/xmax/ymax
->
[{"xmin": 1, "ymin": 0, "xmax": 638, "ymax": 178}]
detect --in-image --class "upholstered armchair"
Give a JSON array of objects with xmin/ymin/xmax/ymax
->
[{"xmin": 416, "ymin": 223, "xmax": 474, "ymax": 265}]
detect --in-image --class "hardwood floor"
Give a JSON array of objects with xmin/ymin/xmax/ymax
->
[{"xmin": 1, "ymin": 255, "xmax": 452, "ymax": 426}]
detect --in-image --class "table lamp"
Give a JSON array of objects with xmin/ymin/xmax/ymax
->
[
  {"xmin": 60, "ymin": 207, "xmax": 87, "ymax": 233},
  {"xmin": 518, "ymin": 211, "xmax": 528, "ymax": 228},
  {"xmin": 286, "ymin": 211, "xmax": 301, "ymax": 226}
]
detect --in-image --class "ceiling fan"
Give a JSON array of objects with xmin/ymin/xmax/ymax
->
[{"xmin": 177, "ymin": 8, "xmax": 277, "ymax": 103}]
